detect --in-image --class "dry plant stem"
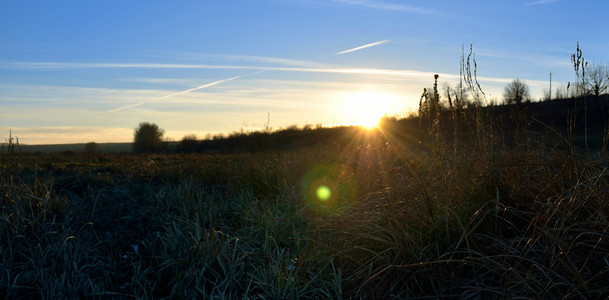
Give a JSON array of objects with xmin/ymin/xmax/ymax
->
[{"xmin": 572, "ymin": 42, "xmax": 588, "ymax": 154}]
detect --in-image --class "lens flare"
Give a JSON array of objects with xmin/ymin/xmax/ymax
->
[
  {"xmin": 301, "ymin": 163, "xmax": 358, "ymax": 216},
  {"xmin": 316, "ymin": 185, "xmax": 332, "ymax": 201}
]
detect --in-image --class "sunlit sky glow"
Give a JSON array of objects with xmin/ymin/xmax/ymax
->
[{"xmin": 1, "ymin": 0, "xmax": 608, "ymax": 144}]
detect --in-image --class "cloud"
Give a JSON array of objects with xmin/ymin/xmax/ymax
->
[
  {"xmin": 1, "ymin": 53, "xmax": 337, "ymax": 70},
  {"xmin": 476, "ymin": 48, "xmax": 571, "ymax": 68},
  {"xmin": 0, "ymin": 62, "xmax": 240, "ymax": 70},
  {"xmin": 109, "ymin": 75, "xmax": 246, "ymax": 112},
  {"xmin": 2, "ymin": 61, "xmax": 547, "ymax": 90},
  {"xmin": 337, "ymin": 40, "xmax": 389, "ymax": 55},
  {"xmin": 0, "ymin": 82, "xmax": 167, "ymax": 105},
  {"xmin": 120, "ymin": 78, "xmax": 197, "ymax": 84},
  {"xmin": 0, "ymin": 60, "xmax": 434, "ymax": 78},
  {"xmin": 0, "ymin": 57, "xmax": 441, "ymax": 81},
  {"xmin": 175, "ymin": 53, "xmax": 334, "ymax": 68},
  {"xmin": 330, "ymin": 0, "xmax": 437, "ymax": 14},
  {"xmin": 524, "ymin": 0, "xmax": 560, "ymax": 6}
]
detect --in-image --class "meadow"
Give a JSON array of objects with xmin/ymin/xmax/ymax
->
[{"xmin": 2, "ymin": 92, "xmax": 609, "ymax": 299}]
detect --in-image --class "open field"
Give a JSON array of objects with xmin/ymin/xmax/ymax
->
[
  {"xmin": 18, "ymin": 143, "xmax": 133, "ymax": 154},
  {"xmin": 2, "ymin": 97, "xmax": 609, "ymax": 298}
]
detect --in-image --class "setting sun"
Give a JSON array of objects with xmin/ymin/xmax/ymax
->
[{"xmin": 340, "ymin": 90, "xmax": 400, "ymax": 128}]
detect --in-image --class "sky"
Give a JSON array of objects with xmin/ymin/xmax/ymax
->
[{"xmin": 1, "ymin": 0, "xmax": 608, "ymax": 145}]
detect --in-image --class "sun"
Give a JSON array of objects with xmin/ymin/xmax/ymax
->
[{"xmin": 340, "ymin": 90, "xmax": 399, "ymax": 128}]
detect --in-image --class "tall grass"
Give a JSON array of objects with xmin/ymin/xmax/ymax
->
[{"xmin": 5, "ymin": 119, "xmax": 608, "ymax": 298}]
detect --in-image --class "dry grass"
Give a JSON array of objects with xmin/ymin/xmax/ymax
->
[{"xmin": 4, "ymin": 119, "xmax": 608, "ymax": 298}]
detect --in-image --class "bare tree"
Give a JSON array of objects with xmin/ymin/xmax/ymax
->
[
  {"xmin": 554, "ymin": 83, "xmax": 570, "ymax": 100},
  {"xmin": 541, "ymin": 88, "xmax": 552, "ymax": 102},
  {"xmin": 586, "ymin": 62, "xmax": 609, "ymax": 96},
  {"xmin": 503, "ymin": 78, "xmax": 530, "ymax": 105}
]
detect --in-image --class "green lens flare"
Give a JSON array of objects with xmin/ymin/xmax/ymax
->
[
  {"xmin": 301, "ymin": 163, "xmax": 358, "ymax": 216},
  {"xmin": 316, "ymin": 185, "xmax": 332, "ymax": 201}
]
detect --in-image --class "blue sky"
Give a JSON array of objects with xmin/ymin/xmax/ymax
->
[{"xmin": 1, "ymin": 0, "xmax": 608, "ymax": 144}]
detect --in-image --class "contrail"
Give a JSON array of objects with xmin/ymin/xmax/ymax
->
[
  {"xmin": 524, "ymin": 0, "xmax": 559, "ymax": 6},
  {"xmin": 109, "ymin": 75, "xmax": 244, "ymax": 112},
  {"xmin": 337, "ymin": 40, "xmax": 389, "ymax": 55}
]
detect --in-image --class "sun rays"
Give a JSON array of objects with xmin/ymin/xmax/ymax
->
[{"xmin": 339, "ymin": 90, "xmax": 401, "ymax": 129}]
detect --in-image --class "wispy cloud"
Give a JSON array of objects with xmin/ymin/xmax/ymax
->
[
  {"xmin": 119, "ymin": 78, "xmax": 196, "ymax": 84},
  {"xmin": 0, "ymin": 61, "xmax": 418, "ymax": 77},
  {"xmin": 175, "ymin": 53, "xmax": 333, "ymax": 68},
  {"xmin": 0, "ymin": 82, "xmax": 159, "ymax": 108},
  {"xmin": 109, "ymin": 75, "xmax": 246, "ymax": 112},
  {"xmin": 2, "ymin": 53, "xmax": 340, "ymax": 71},
  {"xmin": 524, "ymin": 0, "xmax": 560, "ymax": 6},
  {"xmin": 2, "ymin": 61, "xmax": 547, "ymax": 86},
  {"xmin": 477, "ymin": 48, "xmax": 571, "ymax": 68},
  {"xmin": 337, "ymin": 40, "xmax": 389, "ymax": 55},
  {"xmin": 330, "ymin": 0, "xmax": 436, "ymax": 14},
  {"xmin": 0, "ymin": 62, "xmax": 241, "ymax": 69}
]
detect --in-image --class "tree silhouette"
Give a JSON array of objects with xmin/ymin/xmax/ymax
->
[
  {"xmin": 179, "ymin": 134, "xmax": 199, "ymax": 153},
  {"xmin": 503, "ymin": 78, "xmax": 530, "ymax": 105},
  {"xmin": 586, "ymin": 62, "xmax": 609, "ymax": 97},
  {"xmin": 133, "ymin": 122, "xmax": 164, "ymax": 153}
]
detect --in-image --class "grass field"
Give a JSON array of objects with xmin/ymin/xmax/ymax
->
[
  {"xmin": 17, "ymin": 143, "xmax": 133, "ymax": 154},
  {"xmin": 2, "ymin": 97, "xmax": 609, "ymax": 298}
]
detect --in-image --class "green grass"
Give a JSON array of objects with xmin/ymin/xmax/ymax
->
[{"xmin": 2, "ymin": 107, "xmax": 609, "ymax": 298}]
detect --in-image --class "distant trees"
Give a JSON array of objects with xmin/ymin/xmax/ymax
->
[
  {"xmin": 84, "ymin": 142, "xmax": 99, "ymax": 154},
  {"xmin": 179, "ymin": 134, "xmax": 199, "ymax": 153},
  {"xmin": 133, "ymin": 122, "xmax": 165, "ymax": 153},
  {"xmin": 503, "ymin": 78, "xmax": 530, "ymax": 105}
]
